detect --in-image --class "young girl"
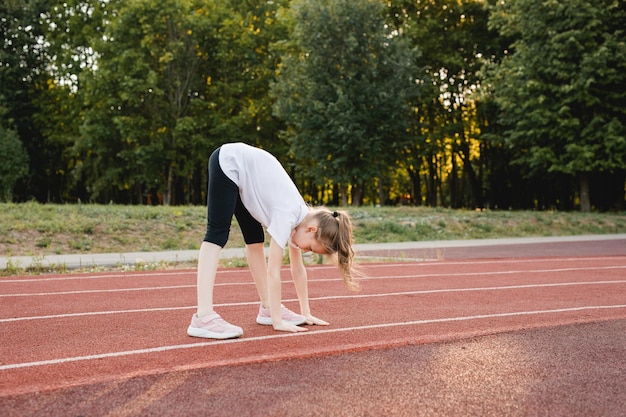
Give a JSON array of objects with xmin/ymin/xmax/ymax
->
[{"xmin": 187, "ymin": 142, "xmax": 359, "ymax": 339}]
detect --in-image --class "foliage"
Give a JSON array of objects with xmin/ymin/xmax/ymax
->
[
  {"xmin": 0, "ymin": 126, "xmax": 29, "ymax": 202},
  {"xmin": 0, "ymin": 0, "xmax": 624, "ymax": 210},
  {"xmin": 0, "ymin": 0, "xmax": 60, "ymax": 202},
  {"xmin": 75, "ymin": 0, "xmax": 223, "ymax": 204},
  {"xmin": 486, "ymin": 0, "xmax": 626, "ymax": 211},
  {"xmin": 388, "ymin": 0, "xmax": 506, "ymax": 209},
  {"xmin": 272, "ymin": 0, "xmax": 419, "ymax": 205}
]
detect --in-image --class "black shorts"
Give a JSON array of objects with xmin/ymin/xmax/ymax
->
[{"xmin": 203, "ymin": 147, "xmax": 265, "ymax": 247}]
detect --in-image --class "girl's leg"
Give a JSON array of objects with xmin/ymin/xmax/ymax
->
[
  {"xmin": 234, "ymin": 199, "xmax": 268, "ymax": 306},
  {"xmin": 234, "ymin": 199, "xmax": 305, "ymax": 326},
  {"xmin": 188, "ymin": 149, "xmax": 243, "ymax": 339},
  {"xmin": 245, "ymin": 243, "xmax": 269, "ymax": 307},
  {"xmin": 196, "ymin": 241, "xmax": 222, "ymax": 318},
  {"xmin": 245, "ymin": 241, "xmax": 305, "ymax": 326},
  {"xmin": 197, "ymin": 148, "xmax": 238, "ymax": 318}
]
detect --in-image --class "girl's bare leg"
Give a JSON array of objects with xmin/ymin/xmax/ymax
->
[
  {"xmin": 246, "ymin": 243, "xmax": 269, "ymax": 307},
  {"xmin": 196, "ymin": 241, "xmax": 222, "ymax": 318}
]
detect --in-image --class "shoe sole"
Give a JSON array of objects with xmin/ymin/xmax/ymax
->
[
  {"xmin": 256, "ymin": 316, "xmax": 307, "ymax": 326},
  {"xmin": 187, "ymin": 326, "xmax": 243, "ymax": 339}
]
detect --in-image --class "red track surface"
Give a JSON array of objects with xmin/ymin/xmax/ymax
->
[{"xmin": 1, "ymin": 242, "xmax": 626, "ymax": 416}]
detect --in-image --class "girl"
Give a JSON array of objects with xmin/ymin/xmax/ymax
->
[{"xmin": 187, "ymin": 142, "xmax": 359, "ymax": 339}]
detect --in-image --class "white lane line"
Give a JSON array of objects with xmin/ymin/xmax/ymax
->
[
  {"xmin": 3, "ymin": 255, "xmax": 624, "ymax": 284},
  {"xmin": 363, "ymin": 256, "xmax": 626, "ymax": 269},
  {"xmin": 368, "ymin": 265, "xmax": 626, "ymax": 280},
  {"xmin": 0, "ymin": 306, "xmax": 196, "ymax": 323},
  {"xmin": 3, "ymin": 265, "xmax": 625, "ymax": 298},
  {"xmin": 1, "ymin": 284, "xmax": 196, "ymax": 297},
  {"xmin": 0, "ymin": 270, "xmax": 196, "ymax": 283},
  {"xmin": 3, "ymin": 280, "xmax": 625, "ymax": 323},
  {"xmin": 2, "ymin": 304, "xmax": 625, "ymax": 371}
]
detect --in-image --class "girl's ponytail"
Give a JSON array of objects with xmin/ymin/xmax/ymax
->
[{"xmin": 312, "ymin": 208, "xmax": 361, "ymax": 291}]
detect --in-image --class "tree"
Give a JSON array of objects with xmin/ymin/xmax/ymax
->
[
  {"xmin": 0, "ymin": 125, "xmax": 29, "ymax": 202},
  {"xmin": 77, "ymin": 0, "xmax": 227, "ymax": 204},
  {"xmin": 487, "ymin": 0, "xmax": 626, "ymax": 211},
  {"xmin": 72, "ymin": 0, "xmax": 289, "ymax": 204},
  {"xmin": 210, "ymin": 0, "xmax": 291, "ymax": 155},
  {"xmin": 0, "ymin": 0, "xmax": 64, "ymax": 202},
  {"xmin": 388, "ymin": 0, "xmax": 502, "ymax": 208},
  {"xmin": 272, "ymin": 0, "xmax": 418, "ymax": 206}
]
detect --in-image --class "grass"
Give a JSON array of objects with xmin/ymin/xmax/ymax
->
[
  {"xmin": 348, "ymin": 206, "xmax": 626, "ymax": 242},
  {"xmin": 1, "ymin": 202, "xmax": 625, "ymax": 275},
  {"xmin": 0, "ymin": 203, "xmax": 207, "ymax": 256}
]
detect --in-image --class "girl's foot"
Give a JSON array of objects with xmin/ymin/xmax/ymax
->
[
  {"xmin": 187, "ymin": 313, "xmax": 243, "ymax": 339},
  {"xmin": 256, "ymin": 304, "xmax": 306, "ymax": 326}
]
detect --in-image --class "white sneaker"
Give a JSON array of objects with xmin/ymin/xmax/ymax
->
[
  {"xmin": 256, "ymin": 304, "xmax": 307, "ymax": 326},
  {"xmin": 187, "ymin": 313, "xmax": 243, "ymax": 339}
]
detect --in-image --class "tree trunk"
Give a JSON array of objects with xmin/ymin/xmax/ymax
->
[
  {"xmin": 458, "ymin": 146, "xmax": 483, "ymax": 209},
  {"xmin": 377, "ymin": 178, "xmax": 384, "ymax": 206},
  {"xmin": 407, "ymin": 167, "xmax": 421, "ymax": 205},
  {"xmin": 426, "ymin": 154, "xmax": 437, "ymax": 207},
  {"xmin": 164, "ymin": 164, "xmax": 174, "ymax": 206},
  {"xmin": 450, "ymin": 154, "xmax": 459, "ymax": 208},
  {"xmin": 579, "ymin": 173, "xmax": 590, "ymax": 212},
  {"xmin": 340, "ymin": 184, "xmax": 348, "ymax": 206},
  {"xmin": 351, "ymin": 183, "xmax": 362, "ymax": 207}
]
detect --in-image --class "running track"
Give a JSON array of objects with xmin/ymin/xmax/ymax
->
[{"xmin": 1, "ymin": 238, "xmax": 625, "ymax": 416}]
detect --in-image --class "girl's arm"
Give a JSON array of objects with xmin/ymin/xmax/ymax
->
[
  {"xmin": 267, "ymin": 239, "xmax": 307, "ymax": 333},
  {"xmin": 288, "ymin": 245, "xmax": 310, "ymax": 316},
  {"xmin": 289, "ymin": 245, "xmax": 330, "ymax": 326}
]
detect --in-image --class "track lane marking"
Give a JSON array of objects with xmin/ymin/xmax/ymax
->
[
  {"xmin": 3, "ymin": 265, "xmax": 625, "ymax": 298},
  {"xmin": 3, "ymin": 280, "xmax": 625, "ymax": 322},
  {"xmin": 2, "ymin": 255, "xmax": 624, "ymax": 284},
  {"xmin": 2, "ymin": 304, "xmax": 625, "ymax": 371}
]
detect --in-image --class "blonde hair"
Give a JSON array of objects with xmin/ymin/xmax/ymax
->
[{"xmin": 309, "ymin": 207, "xmax": 361, "ymax": 291}]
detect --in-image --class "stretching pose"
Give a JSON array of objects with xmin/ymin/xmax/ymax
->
[{"xmin": 187, "ymin": 142, "xmax": 359, "ymax": 339}]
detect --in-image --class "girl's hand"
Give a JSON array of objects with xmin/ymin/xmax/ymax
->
[
  {"xmin": 273, "ymin": 321, "xmax": 308, "ymax": 333},
  {"xmin": 305, "ymin": 314, "xmax": 330, "ymax": 326}
]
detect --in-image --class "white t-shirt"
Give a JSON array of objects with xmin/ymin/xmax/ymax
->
[{"xmin": 219, "ymin": 142, "xmax": 309, "ymax": 248}]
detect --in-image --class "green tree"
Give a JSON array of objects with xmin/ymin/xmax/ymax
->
[
  {"xmin": 209, "ymin": 0, "xmax": 291, "ymax": 156},
  {"xmin": 73, "ymin": 0, "xmax": 289, "ymax": 204},
  {"xmin": 1, "ymin": 0, "xmax": 111, "ymax": 203},
  {"xmin": 0, "ymin": 125, "xmax": 29, "ymax": 202},
  {"xmin": 36, "ymin": 1, "xmax": 110, "ymax": 202},
  {"xmin": 487, "ymin": 0, "xmax": 626, "ymax": 211},
  {"xmin": 77, "ymin": 0, "xmax": 226, "ymax": 204},
  {"xmin": 388, "ymin": 0, "xmax": 501, "ymax": 208},
  {"xmin": 272, "ymin": 0, "xmax": 418, "ymax": 206},
  {"xmin": 0, "ymin": 0, "xmax": 61, "ymax": 202}
]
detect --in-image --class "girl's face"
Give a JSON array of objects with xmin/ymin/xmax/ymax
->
[{"xmin": 289, "ymin": 223, "xmax": 327, "ymax": 254}]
